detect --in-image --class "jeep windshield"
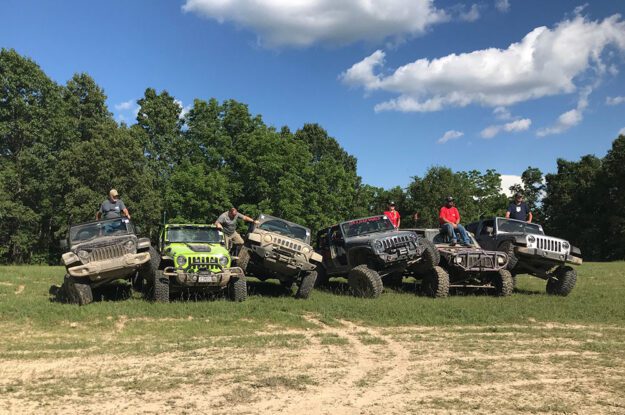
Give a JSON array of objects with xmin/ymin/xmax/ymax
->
[
  {"xmin": 166, "ymin": 226, "xmax": 222, "ymax": 243},
  {"xmin": 496, "ymin": 218, "xmax": 544, "ymax": 235},
  {"xmin": 341, "ymin": 216, "xmax": 394, "ymax": 238},
  {"xmin": 70, "ymin": 218, "xmax": 132, "ymax": 244},
  {"xmin": 259, "ymin": 219, "xmax": 310, "ymax": 244}
]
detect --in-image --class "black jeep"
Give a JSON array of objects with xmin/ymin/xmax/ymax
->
[
  {"xmin": 315, "ymin": 215, "xmax": 426, "ymax": 298},
  {"xmin": 466, "ymin": 217, "xmax": 583, "ymax": 296}
]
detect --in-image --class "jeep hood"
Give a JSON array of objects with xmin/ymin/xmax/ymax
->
[
  {"xmin": 72, "ymin": 235, "xmax": 136, "ymax": 251},
  {"xmin": 164, "ymin": 242, "xmax": 228, "ymax": 257}
]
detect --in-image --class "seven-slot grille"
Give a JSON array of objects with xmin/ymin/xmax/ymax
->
[
  {"xmin": 188, "ymin": 256, "xmax": 221, "ymax": 272},
  {"xmin": 466, "ymin": 254, "xmax": 495, "ymax": 269},
  {"xmin": 88, "ymin": 244, "xmax": 126, "ymax": 261},
  {"xmin": 536, "ymin": 237, "xmax": 563, "ymax": 253},
  {"xmin": 273, "ymin": 237, "xmax": 302, "ymax": 252},
  {"xmin": 381, "ymin": 235, "xmax": 413, "ymax": 250}
]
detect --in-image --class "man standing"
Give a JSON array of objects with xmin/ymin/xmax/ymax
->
[
  {"xmin": 439, "ymin": 196, "xmax": 471, "ymax": 247},
  {"xmin": 384, "ymin": 201, "xmax": 401, "ymax": 229},
  {"xmin": 215, "ymin": 207, "xmax": 258, "ymax": 250},
  {"xmin": 96, "ymin": 189, "xmax": 130, "ymax": 220},
  {"xmin": 506, "ymin": 192, "xmax": 533, "ymax": 222}
]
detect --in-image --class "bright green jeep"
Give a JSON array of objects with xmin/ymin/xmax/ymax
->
[{"xmin": 145, "ymin": 224, "xmax": 246, "ymax": 302}]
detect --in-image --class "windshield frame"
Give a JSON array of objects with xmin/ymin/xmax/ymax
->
[
  {"xmin": 340, "ymin": 215, "xmax": 395, "ymax": 238},
  {"xmin": 496, "ymin": 218, "xmax": 544, "ymax": 235},
  {"xmin": 257, "ymin": 214, "xmax": 311, "ymax": 244},
  {"xmin": 164, "ymin": 225, "xmax": 223, "ymax": 244},
  {"xmin": 69, "ymin": 218, "xmax": 133, "ymax": 245}
]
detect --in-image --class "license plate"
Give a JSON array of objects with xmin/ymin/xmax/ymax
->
[{"xmin": 198, "ymin": 275, "xmax": 217, "ymax": 283}]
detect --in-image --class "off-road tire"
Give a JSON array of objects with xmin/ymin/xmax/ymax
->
[
  {"xmin": 348, "ymin": 265, "xmax": 383, "ymax": 298},
  {"xmin": 314, "ymin": 264, "xmax": 329, "ymax": 287},
  {"xmin": 228, "ymin": 276, "xmax": 247, "ymax": 302},
  {"xmin": 422, "ymin": 266, "xmax": 449, "ymax": 298},
  {"xmin": 136, "ymin": 246, "xmax": 160, "ymax": 291},
  {"xmin": 409, "ymin": 238, "xmax": 440, "ymax": 275},
  {"xmin": 295, "ymin": 271, "xmax": 317, "ymax": 299},
  {"xmin": 384, "ymin": 271, "xmax": 404, "ymax": 287},
  {"xmin": 237, "ymin": 247, "xmax": 251, "ymax": 271},
  {"xmin": 490, "ymin": 269, "xmax": 514, "ymax": 296},
  {"xmin": 511, "ymin": 271, "xmax": 518, "ymax": 290},
  {"xmin": 149, "ymin": 270, "xmax": 170, "ymax": 302},
  {"xmin": 64, "ymin": 274, "xmax": 93, "ymax": 305},
  {"xmin": 546, "ymin": 266, "xmax": 577, "ymax": 296},
  {"xmin": 499, "ymin": 240, "xmax": 519, "ymax": 270}
]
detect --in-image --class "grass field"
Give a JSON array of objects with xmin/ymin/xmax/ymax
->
[{"xmin": 1, "ymin": 263, "xmax": 624, "ymax": 414}]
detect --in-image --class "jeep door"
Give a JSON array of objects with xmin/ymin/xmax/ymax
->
[{"xmin": 474, "ymin": 219, "xmax": 497, "ymax": 250}]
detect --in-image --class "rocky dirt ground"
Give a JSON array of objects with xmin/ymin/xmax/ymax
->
[{"xmin": 1, "ymin": 315, "xmax": 624, "ymax": 414}]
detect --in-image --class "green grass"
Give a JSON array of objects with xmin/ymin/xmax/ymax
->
[{"xmin": 0, "ymin": 262, "xmax": 624, "ymax": 358}]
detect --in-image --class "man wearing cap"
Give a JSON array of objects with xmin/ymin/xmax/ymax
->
[
  {"xmin": 96, "ymin": 189, "xmax": 130, "ymax": 220},
  {"xmin": 384, "ymin": 202, "xmax": 401, "ymax": 229},
  {"xmin": 214, "ymin": 207, "xmax": 258, "ymax": 251},
  {"xmin": 506, "ymin": 192, "xmax": 533, "ymax": 223},
  {"xmin": 439, "ymin": 196, "xmax": 471, "ymax": 247}
]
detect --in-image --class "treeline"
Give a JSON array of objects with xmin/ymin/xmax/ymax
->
[{"xmin": 1, "ymin": 49, "xmax": 623, "ymax": 263}]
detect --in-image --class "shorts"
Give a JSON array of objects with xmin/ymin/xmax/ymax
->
[{"xmin": 224, "ymin": 231, "xmax": 244, "ymax": 249}]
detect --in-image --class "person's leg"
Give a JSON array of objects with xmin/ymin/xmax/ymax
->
[
  {"xmin": 442, "ymin": 223, "xmax": 457, "ymax": 244},
  {"xmin": 230, "ymin": 232, "xmax": 245, "ymax": 256},
  {"xmin": 456, "ymin": 224, "xmax": 471, "ymax": 245}
]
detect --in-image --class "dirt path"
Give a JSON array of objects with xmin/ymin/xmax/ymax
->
[{"xmin": 1, "ymin": 320, "xmax": 625, "ymax": 414}]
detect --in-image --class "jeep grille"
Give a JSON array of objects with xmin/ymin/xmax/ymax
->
[
  {"xmin": 382, "ymin": 235, "xmax": 413, "ymax": 250},
  {"xmin": 467, "ymin": 254, "xmax": 494, "ymax": 269},
  {"xmin": 88, "ymin": 244, "xmax": 127, "ymax": 262},
  {"xmin": 536, "ymin": 237, "xmax": 563, "ymax": 253},
  {"xmin": 273, "ymin": 237, "xmax": 302, "ymax": 252},
  {"xmin": 188, "ymin": 256, "xmax": 222, "ymax": 272}
]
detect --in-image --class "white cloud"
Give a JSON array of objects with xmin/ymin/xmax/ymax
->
[
  {"xmin": 537, "ymin": 86, "xmax": 591, "ymax": 136},
  {"xmin": 183, "ymin": 0, "xmax": 450, "ymax": 47},
  {"xmin": 114, "ymin": 100, "xmax": 135, "ymax": 111},
  {"xmin": 481, "ymin": 118, "xmax": 532, "ymax": 138},
  {"xmin": 459, "ymin": 4, "xmax": 480, "ymax": 22},
  {"xmin": 619, "ymin": 127, "xmax": 625, "ymax": 136},
  {"xmin": 114, "ymin": 100, "xmax": 140, "ymax": 124},
  {"xmin": 174, "ymin": 99, "xmax": 192, "ymax": 119},
  {"xmin": 493, "ymin": 106, "xmax": 512, "ymax": 120},
  {"xmin": 500, "ymin": 174, "xmax": 523, "ymax": 196},
  {"xmin": 342, "ymin": 14, "xmax": 625, "ymax": 113},
  {"xmin": 437, "ymin": 130, "xmax": 464, "ymax": 144},
  {"xmin": 606, "ymin": 96, "xmax": 625, "ymax": 105},
  {"xmin": 495, "ymin": 0, "xmax": 510, "ymax": 13}
]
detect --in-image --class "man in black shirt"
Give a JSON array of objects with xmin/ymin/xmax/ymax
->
[{"xmin": 506, "ymin": 192, "xmax": 532, "ymax": 222}]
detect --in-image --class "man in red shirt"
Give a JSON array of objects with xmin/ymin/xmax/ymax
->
[
  {"xmin": 384, "ymin": 201, "xmax": 401, "ymax": 229},
  {"xmin": 439, "ymin": 196, "xmax": 471, "ymax": 246}
]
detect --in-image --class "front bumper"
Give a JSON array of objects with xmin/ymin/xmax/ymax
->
[
  {"xmin": 378, "ymin": 246, "xmax": 419, "ymax": 268},
  {"xmin": 163, "ymin": 266, "xmax": 244, "ymax": 288},
  {"xmin": 516, "ymin": 247, "xmax": 583, "ymax": 266},
  {"xmin": 67, "ymin": 252, "xmax": 150, "ymax": 279},
  {"xmin": 249, "ymin": 245, "xmax": 316, "ymax": 273}
]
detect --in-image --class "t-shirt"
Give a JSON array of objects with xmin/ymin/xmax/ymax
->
[
  {"xmin": 99, "ymin": 199, "xmax": 126, "ymax": 219},
  {"xmin": 507, "ymin": 202, "xmax": 530, "ymax": 221},
  {"xmin": 439, "ymin": 206, "xmax": 460, "ymax": 225},
  {"xmin": 216, "ymin": 211, "xmax": 244, "ymax": 235},
  {"xmin": 384, "ymin": 210, "xmax": 401, "ymax": 228}
]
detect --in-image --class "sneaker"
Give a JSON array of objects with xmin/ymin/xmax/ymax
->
[
  {"xmin": 450, "ymin": 240, "xmax": 457, "ymax": 246},
  {"xmin": 462, "ymin": 242, "xmax": 472, "ymax": 247}
]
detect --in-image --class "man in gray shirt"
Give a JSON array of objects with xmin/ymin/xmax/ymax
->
[
  {"xmin": 215, "ymin": 207, "xmax": 257, "ymax": 250},
  {"xmin": 96, "ymin": 189, "xmax": 131, "ymax": 220}
]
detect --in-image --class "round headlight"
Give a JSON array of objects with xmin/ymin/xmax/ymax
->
[
  {"xmin": 302, "ymin": 247, "xmax": 310, "ymax": 254},
  {"xmin": 498, "ymin": 256, "xmax": 506, "ymax": 265},
  {"xmin": 562, "ymin": 242, "xmax": 570, "ymax": 250},
  {"xmin": 176, "ymin": 255, "xmax": 187, "ymax": 266},
  {"xmin": 373, "ymin": 240, "xmax": 383, "ymax": 250},
  {"xmin": 263, "ymin": 234, "xmax": 272, "ymax": 243},
  {"xmin": 77, "ymin": 250, "xmax": 89, "ymax": 260},
  {"xmin": 454, "ymin": 256, "xmax": 463, "ymax": 264},
  {"xmin": 124, "ymin": 240, "xmax": 135, "ymax": 251},
  {"xmin": 218, "ymin": 255, "xmax": 229, "ymax": 266},
  {"xmin": 527, "ymin": 235, "xmax": 536, "ymax": 243}
]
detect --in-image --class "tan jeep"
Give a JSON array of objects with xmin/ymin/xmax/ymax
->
[{"xmin": 238, "ymin": 214, "xmax": 321, "ymax": 299}]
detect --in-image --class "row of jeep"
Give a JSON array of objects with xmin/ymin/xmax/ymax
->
[{"xmin": 54, "ymin": 213, "xmax": 582, "ymax": 305}]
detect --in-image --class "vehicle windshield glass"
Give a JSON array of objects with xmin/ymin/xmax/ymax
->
[
  {"xmin": 70, "ymin": 218, "xmax": 132, "ymax": 244},
  {"xmin": 496, "ymin": 218, "xmax": 543, "ymax": 235},
  {"xmin": 259, "ymin": 219, "xmax": 310, "ymax": 243},
  {"xmin": 166, "ymin": 227, "xmax": 222, "ymax": 243},
  {"xmin": 341, "ymin": 216, "xmax": 394, "ymax": 237}
]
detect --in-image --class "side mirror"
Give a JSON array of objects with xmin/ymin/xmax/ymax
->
[{"xmin": 59, "ymin": 240, "xmax": 68, "ymax": 250}]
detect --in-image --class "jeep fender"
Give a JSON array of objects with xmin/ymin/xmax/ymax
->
[
  {"xmin": 348, "ymin": 248, "xmax": 373, "ymax": 267},
  {"xmin": 62, "ymin": 251, "xmax": 80, "ymax": 266},
  {"xmin": 311, "ymin": 252, "xmax": 322, "ymax": 263},
  {"xmin": 248, "ymin": 233, "xmax": 262, "ymax": 243}
]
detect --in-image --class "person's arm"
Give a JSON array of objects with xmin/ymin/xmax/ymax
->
[
  {"xmin": 214, "ymin": 213, "xmax": 225, "ymax": 230},
  {"xmin": 397, "ymin": 216, "xmax": 401, "ymax": 229},
  {"xmin": 119, "ymin": 200, "xmax": 130, "ymax": 219},
  {"xmin": 241, "ymin": 213, "xmax": 260, "ymax": 225},
  {"xmin": 455, "ymin": 208, "xmax": 461, "ymax": 225},
  {"xmin": 505, "ymin": 203, "xmax": 513, "ymax": 219},
  {"xmin": 96, "ymin": 203, "xmax": 103, "ymax": 220},
  {"xmin": 527, "ymin": 211, "xmax": 533, "ymax": 223},
  {"xmin": 505, "ymin": 211, "xmax": 511, "ymax": 219},
  {"xmin": 122, "ymin": 208, "xmax": 130, "ymax": 219},
  {"xmin": 439, "ymin": 208, "xmax": 454, "ymax": 226}
]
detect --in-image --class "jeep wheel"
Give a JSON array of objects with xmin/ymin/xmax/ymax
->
[
  {"xmin": 137, "ymin": 246, "xmax": 160, "ymax": 291},
  {"xmin": 64, "ymin": 275, "xmax": 93, "ymax": 305},
  {"xmin": 546, "ymin": 266, "xmax": 577, "ymax": 296},
  {"xmin": 228, "ymin": 276, "xmax": 247, "ymax": 302},
  {"xmin": 499, "ymin": 241, "xmax": 519, "ymax": 270},
  {"xmin": 348, "ymin": 265, "xmax": 383, "ymax": 298},
  {"xmin": 422, "ymin": 266, "xmax": 449, "ymax": 298},
  {"xmin": 490, "ymin": 269, "xmax": 513, "ymax": 296},
  {"xmin": 295, "ymin": 271, "xmax": 317, "ymax": 299},
  {"xmin": 149, "ymin": 270, "xmax": 170, "ymax": 302},
  {"xmin": 237, "ymin": 247, "xmax": 251, "ymax": 271}
]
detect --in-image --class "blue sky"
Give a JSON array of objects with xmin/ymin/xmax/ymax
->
[{"xmin": 1, "ymin": 0, "xmax": 624, "ymax": 191}]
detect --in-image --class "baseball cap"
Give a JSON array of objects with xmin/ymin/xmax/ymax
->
[
  {"xmin": 109, "ymin": 189, "xmax": 119, "ymax": 198},
  {"xmin": 446, "ymin": 196, "xmax": 454, "ymax": 202}
]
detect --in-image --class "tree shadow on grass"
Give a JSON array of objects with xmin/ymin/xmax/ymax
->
[
  {"xmin": 48, "ymin": 282, "xmax": 133, "ymax": 303},
  {"xmin": 246, "ymin": 278, "xmax": 293, "ymax": 298}
]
